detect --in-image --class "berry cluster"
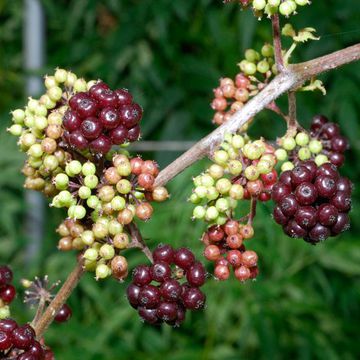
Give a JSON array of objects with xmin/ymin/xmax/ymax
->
[
  {"xmin": 211, "ymin": 45, "xmax": 275, "ymax": 126},
  {"xmin": 191, "ymin": 134, "xmax": 277, "ymax": 225},
  {"xmin": 0, "ymin": 320, "xmax": 53, "ymax": 359},
  {"xmin": 0, "ymin": 266, "xmax": 16, "ymax": 320},
  {"xmin": 202, "ymin": 222, "xmax": 259, "ymax": 281},
  {"xmin": 224, "ymin": 0, "xmax": 310, "ymax": 18},
  {"xmin": 63, "ymin": 82, "xmax": 142, "ymax": 153},
  {"xmin": 275, "ymin": 115, "xmax": 349, "ymax": 171},
  {"xmin": 272, "ymin": 161, "xmax": 352, "ymax": 243},
  {"xmin": 126, "ymin": 245, "xmax": 206, "ymax": 326}
]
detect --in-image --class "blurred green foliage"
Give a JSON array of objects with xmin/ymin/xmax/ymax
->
[{"xmin": 1, "ymin": 0, "xmax": 360, "ymax": 359}]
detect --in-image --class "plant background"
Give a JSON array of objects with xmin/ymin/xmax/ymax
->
[{"xmin": 1, "ymin": 1, "xmax": 360, "ymax": 359}]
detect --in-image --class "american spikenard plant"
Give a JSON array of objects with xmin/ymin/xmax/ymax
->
[{"xmin": 2, "ymin": 1, "xmax": 360, "ymax": 358}]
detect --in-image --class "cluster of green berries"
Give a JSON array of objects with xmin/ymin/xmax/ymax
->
[
  {"xmin": 211, "ymin": 45, "xmax": 275, "ymax": 126},
  {"xmin": 224, "ymin": 0, "xmax": 310, "ymax": 18},
  {"xmin": 54, "ymin": 153, "xmax": 168, "ymax": 280},
  {"xmin": 275, "ymin": 115, "xmax": 350, "ymax": 172},
  {"xmin": 191, "ymin": 133, "xmax": 278, "ymax": 225}
]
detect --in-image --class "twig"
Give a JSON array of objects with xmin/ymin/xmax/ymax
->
[
  {"xmin": 287, "ymin": 91, "xmax": 298, "ymax": 135},
  {"xmin": 34, "ymin": 258, "xmax": 85, "ymax": 339},
  {"xmin": 154, "ymin": 43, "xmax": 360, "ymax": 187},
  {"xmin": 127, "ymin": 222, "xmax": 154, "ymax": 263},
  {"xmin": 31, "ymin": 297, "xmax": 46, "ymax": 328},
  {"xmin": 248, "ymin": 197, "xmax": 257, "ymax": 226},
  {"xmin": 271, "ymin": 14, "xmax": 284, "ymax": 72}
]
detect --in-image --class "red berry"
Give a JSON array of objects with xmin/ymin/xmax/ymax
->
[
  {"xmin": 0, "ymin": 266, "xmax": 13, "ymax": 286},
  {"xmin": 80, "ymin": 117, "xmax": 103, "ymax": 139},
  {"xmin": 0, "ymin": 284, "xmax": 16, "ymax": 303},
  {"xmin": 186, "ymin": 262, "xmax": 206, "ymax": 287},
  {"xmin": 89, "ymin": 135, "xmax": 112, "ymax": 154},
  {"xmin": 54, "ymin": 304, "xmax": 72, "ymax": 323},
  {"xmin": 173, "ymin": 248, "xmax": 195, "ymax": 269},
  {"xmin": 99, "ymin": 107, "xmax": 120, "ymax": 129}
]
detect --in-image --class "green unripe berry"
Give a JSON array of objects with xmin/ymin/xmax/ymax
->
[
  {"xmin": 92, "ymin": 223, "xmax": 109, "ymax": 239},
  {"xmin": 81, "ymin": 231, "xmax": 95, "ymax": 246},
  {"xmin": 216, "ymin": 178, "xmax": 232, "ymax": 195},
  {"xmin": 295, "ymin": 132, "xmax": 310, "ymax": 146},
  {"xmin": 213, "ymin": 150, "xmax": 229, "ymax": 165},
  {"xmin": 282, "ymin": 137, "xmax": 296, "ymax": 151},
  {"xmin": 229, "ymin": 184, "xmax": 244, "ymax": 200},
  {"xmin": 194, "ymin": 185, "xmax": 207, "ymax": 198},
  {"xmin": 54, "ymin": 173, "xmax": 69, "ymax": 190},
  {"xmin": 84, "ymin": 175, "xmax": 99, "ymax": 189},
  {"xmin": 228, "ymin": 160, "xmax": 243, "ymax": 175},
  {"xmin": 281, "ymin": 161, "xmax": 295, "ymax": 172},
  {"xmin": 243, "ymin": 61, "xmax": 257, "ymax": 76},
  {"xmin": 257, "ymin": 160, "xmax": 273, "ymax": 174},
  {"xmin": 116, "ymin": 179, "xmax": 132, "ymax": 194},
  {"xmin": 244, "ymin": 165, "xmax": 259, "ymax": 180},
  {"xmin": 84, "ymin": 248, "xmax": 98, "ymax": 261},
  {"xmin": 261, "ymin": 43, "xmax": 274, "ymax": 57},
  {"xmin": 99, "ymin": 244, "xmax": 115, "ymax": 260},
  {"xmin": 257, "ymin": 60, "xmax": 270, "ymax": 74},
  {"xmin": 243, "ymin": 143, "xmax": 263, "ymax": 160},
  {"xmin": 34, "ymin": 104, "xmax": 48, "ymax": 117},
  {"xmin": 44, "ymin": 75, "xmax": 57, "ymax": 89},
  {"xmin": 206, "ymin": 186, "xmax": 219, "ymax": 201},
  {"xmin": 215, "ymin": 215, "xmax": 227, "ymax": 226},
  {"xmin": 295, "ymin": 0, "xmax": 309, "ymax": 5},
  {"xmin": 21, "ymin": 133, "xmax": 36, "ymax": 148},
  {"xmin": 65, "ymin": 72, "xmax": 77, "ymax": 87},
  {"xmin": 24, "ymin": 115, "xmax": 35, "ymax": 128},
  {"xmin": 108, "ymin": 220, "xmax": 123, "ymax": 235},
  {"xmin": 43, "ymin": 155, "xmax": 59, "ymax": 170},
  {"xmin": 12, "ymin": 109, "xmax": 26, "ymax": 124},
  {"xmin": 200, "ymin": 174, "xmax": 215, "ymax": 187},
  {"xmin": 315, "ymin": 154, "xmax": 329, "ymax": 166},
  {"xmin": 73, "ymin": 78, "xmax": 87, "ymax": 92},
  {"xmin": 97, "ymin": 217, "xmax": 110, "ymax": 227},
  {"xmin": 275, "ymin": 148, "xmax": 288, "ymax": 161},
  {"xmin": 245, "ymin": 49, "xmax": 260, "ymax": 62},
  {"xmin": 205, "ymin": 206, "xmax": 219, "ymax": 221},
  {"xmin": 68, "ymin": 160, "xmax": 82, "ymax": 175},
  {"xmin": 71, "ymin": 205, "xmax": 86, "ymax": 219},
  {"xmin": 193, "ymin": 206, "xmax": 206, "ymax": 220},
  {"xmin": 232, "ymin": 135, "xmax": 245, "ymax": 149},
  {"xmin": 309, "ymin": 139, "xmax": 323, "ymax": 154},
  {"xmin": 96, "ymin": 264, "xmax": 111, "ymax": 280},
  {"xmin": 47, "ymin": 86, "xmax": 63, "ymax": 102},
  {"xmin": 189, "ymin": 193, "xmax": 201, "ymax": 204},
  {"xmin": 40, "ymin": 94, "xmax": 56, "ymax": 109},
  {"xmin": 208, "ymin": 164, "xmax": 224, "ymax": 180},
  {"xmin": 298, "ymin": 147, "xmax": 311, "ymax": 161},
  {"xmin": 87, "ymin": 195, "xmax": 100, "ymax": 209},
  {"xmin": 27, "ymin": 98, "xmax": 39, "ymax": 113},
  {"xmin": 0, "ymin": 306, "xmax": 10, "ymax": 320},
  {"xmin": 28, "ymin": 157, "xmax": 43, "ymax": 168},
  {"xmin": 54, "ymin": 68, "xmax": 67, "ymax": 83},
  {"xmin": 79, "ymin": 186, "xmax": 92, "ymax": 199},
  {"xmin": 28, "ymin": 144, "xmax": 43, "ymax": 158},
  {"xmin": 116, "ymin": 162, "xmax": 132, "ymax": 177},
  {"xmin": 279, "ymin": 1, "xmax": 295, "ymax": 16},
  {"xmin": 8, "ymin": 124, "xmax": 23, "ymax": 136},
  {"xmin": 98, "ymin": 185, "xmax": 115, "ymax": 202},
  {"xmin": 193, "ymin": 176, "xmax": 202, "ymax": 187},
  {"xmin": 34, "ymin": 115, "xmax": 48, "ymax": 130},
  {"xmin": 215, "ymin": 198, "xmax": 230, "ymax": 212},
  {"xmin": 82, "ymin": 162, "xmax": 96, "ymax": 176},
  {"xmin": 111, "ymin": 196, "xmax": 126, "ymax": 211}
]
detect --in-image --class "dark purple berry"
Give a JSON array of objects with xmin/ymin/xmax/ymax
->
[
  {"xmin": 311, "ymin": 114, "xmax": 328, "ymax": 132},
  {"xmin": 284, "ymin": 220, "xmax": 307, "ymax": 238},
  {"xmin": 330, "ymin": 191, "xmax": 352, "ymax": 212},
  {"xmin": 295, "ymin": 182, "xmax": 318, "ymax": 205},
  {"xmin": 173, "ymin": 248, "xmax": 195, "ymax": 269},
  {"xmin": 182, "ymin": 287, "xmax": 206, "ymax": 310},
  {"xmin": 336, "ymin": 177, "xmax": 353, "ymax": 194},
  {"xmin": 153, "ymin": 244, "xmax": 174, "ymax": 264},
  {"xmin": 0, "ymin": 284, "xmax": 16, "ymax": 303},
  {"xmin": 316, "ymin": 163, "xmax": 339, "ymax": 180},
  {"xmin": 291, "ymin": 166, "xmax": 313, "ymax": 187},
  {"xmin": 69, "ymin": 130, "xmax": 89, "ymax": 150},
  {"xmin": 96, "ymin": 89, "xmax": 118, "ymax": 108},
  {"xmin": 279, "ymin": 170, "xmax": 292, "ymax": 187},
  {"xmin": 0, "ymin": 266, "xmax": 13, "ymax": 286},
  {"xmin": 160, "ymin": 279, "xmax": 182, "ymax": 301},
  {"xmin": 279, "ymin": 194, "xmax": 299, "ymax": 217},
  {"xmin": 271, "ymin": 183, "xmax": 291, "ymax": 203},
  {"xmin": 62, "ymin": 110, "xmax": 82, "ymax": 132},
  {"xmin": 320, "ymin": 122, "xmax": 340, "ymax": 139},
  {"xmin": 119, "ymin": 103, "xmax": 143, "ymax": 128},
  {"xmin": 89, "ymin": 135, "xmax": 112, "ymax": 154},
  {"xmin": 17, "ymin": 352, "xmax": 37, "ymax": 360},
  {"xmin": 308, "ymin": 223, "xmax": 330, "ymax": 243},
  {"xmin": 110, "ymin": 125, "xmax": 128, "ymax": 145},
  {"xmin": 80, "ymin": 117, "xmax": 103, "ymax": 140},
  {"xmin": 157, "ymin": 302, "xmax": 178, "ymax": 322},
  {"xmin": 76, "ymin": 96, "xmax": 98, "ymax": 118},
  {"xmin": 115, "ymin": 88, "xmax": 133, "ymax": 106},
  {"xmin": 331, "ymin": 213, "xmax": 350, "ymax": 235},
  {"xmin": 301, "ymin": 160, "xmax": 317, "ymax": 175},
  {"xmin": 89, "ymin": 82, "xmax": 109, "ymax": 100},
  {"xmin": 28, "ymin": 341, "xmax": 44, "ymax": 358},
  {"xmin": 138, "ymin": 307, "xmax": 159, "ymax": 325},
  {"xmin": 0, "ymin": 319, "xmax": 17, "ymax": 333},
  {"xmin": 138, "ymin": 285, "xmax": 161, "ymax": 309},
  {"xmin": 186, "ymin": 262, "xmax": 206, "ymax": 287},
  {"xmin": 331, "ymin": 136, "xmax": 348, "ymax": 153},
  {"xmin": 329, "ymin": 152, "xmax": 345, "ymax": 167},
  {"xmin": 132, "ymin": 265, "xmax": 152, "ymax": 286},
  {"xmin": 317, "ymin": 204, "xmax": 338, "ymax": 226},
  {"xmin": 127, "ymin": 125, "xmax": 141, "ymax": 142},
  {"xmin": 12, "ymin": 325, "xmax": 34, "ymax": 350},
  {"xmin": 99, "ymin": 107, "xmax": 120, "ymax": 129},
  {"xmin": 54, "ymin": 304, "xmax": 72, "ymax": 323},
  {"xmin": 0, "ymin": 331, "xmax": 12, "ymax": 350},
  {"xmin": 315, "ymin": 176, "xmax": 337, "ymax": 198},
  {"xmin": 150, "ymin": 261, "xmax": 171, "ymax": 283},
  {"xmin": 273, "ymin": 205, "xmax": 288, "ymax": 225},
  {"xmin": 294, "ymin": 206, "xmax": 317, "ymax": 229},
  {"xmin": 126, "ymin": 284, "xmax": 141, "ymax": 308},
  {"xmin": 69, "ymin": 92, "xmax": 88, "ymax": 110}
]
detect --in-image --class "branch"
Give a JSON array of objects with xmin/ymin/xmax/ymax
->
[
  {"xmin": 34, "ymin": 258, "xmax": 85, "ymax": 339},
  {"xmin": 154, "ymin": 43, "xmax": 360, "ymax": 187},
  {"xmin": 127, "ymin": 222, "xmax": 154, "ymax": 263},
  {"xmin": 271, "ymin": 14, "xmax": 284, "ymax": 72}
]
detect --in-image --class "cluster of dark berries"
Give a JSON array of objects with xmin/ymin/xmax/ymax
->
[
  {"xmin": 310, "ymin": 115, "xmax": 349, "ymax": 167},
  {"xmin": 272, "ymin": 161, "xmax": 352, "ymax": 244},
  {"xmin": 202, "ymin": 222, "xmax": 259, "ymax": 281},
  {"xmin": 0, "ymin": 266, "xmax": 16, "ymax": 319},
  {"xmin": 126, "ymin": 245, "xmax": 206, "ymax": 326},
  {"xmin": 63, "ymin": 82, "xmax": 142, "ymax": 154},
  {"xmin": 0, "ymin": 319, "xmax": 54, "ymax": 359}
]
